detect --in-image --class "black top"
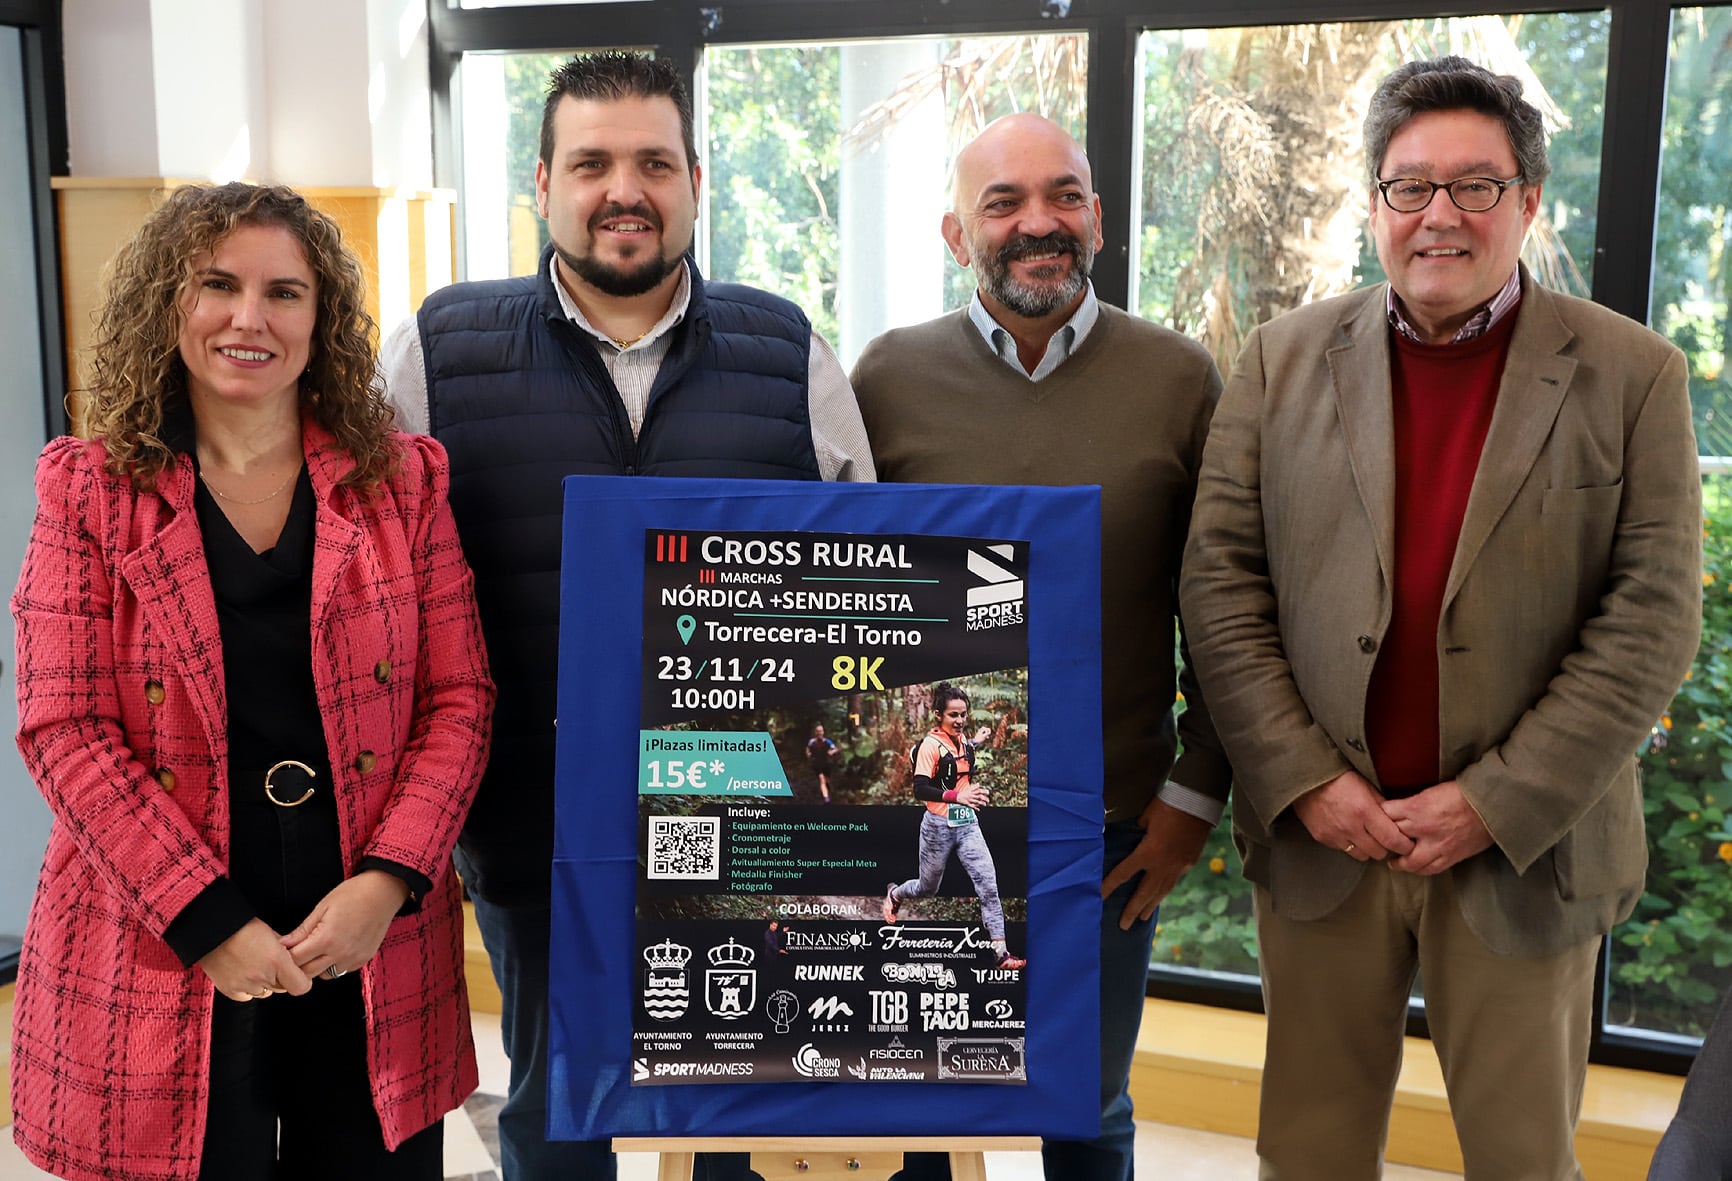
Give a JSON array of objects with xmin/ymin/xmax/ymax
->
[{"xmin": 162, "ymin": 464, "xmax": 429, "ymax": 966}]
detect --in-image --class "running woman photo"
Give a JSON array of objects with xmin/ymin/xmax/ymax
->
[{"xmin": 883, "ymin": 682, "xmax": 1026, "ymax": 969}]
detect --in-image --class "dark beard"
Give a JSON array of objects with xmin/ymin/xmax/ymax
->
[
  {"xmin": 555, "ymin": 201, "xmax": 685, "ymax": 297},
  {"xmin": 555, "ymin": 241, "xmax": 683, "ymax": 298},
  {"xmin": 977, "ymin": 231, "xmax": 1092, "ymax": 318}
]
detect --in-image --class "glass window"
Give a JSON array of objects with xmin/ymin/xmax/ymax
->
[
  {"xmin": 1139, "ymin": 13, "xmax": 1611, "ymax": 990},
  {"xmin": 455, "ymin": 36, "xmax": 1086, "ymax": 367},
  {"xmin": 1649, "ymin": 6, "xmax": 1732, "ymax": 461},
  {"xmin": 1135, "ymin": 15, "xmax": 1607, "ymax": 383},
  {"xmin": 0, "ymin": 23, "xmax": 53, "ymax": 942},
  {"xmin": 1611, "ymin": 4, "xmax": 1732, "ymax": 1044},
  {"xmin": 701, "ymin": 35, "xmax": 1086, "ymax": 364},
  {"xmin": 457, "ymin": 50, "xmax": 575, "ymax": 282}
]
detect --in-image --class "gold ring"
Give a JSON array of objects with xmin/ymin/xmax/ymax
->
[
  {"xmin": 253, "ymin": 988, "xmax": 272, "ymax": 999},
  {"xmin": 1344, "ymin": 842, "xmax": 1357, "ymax": 854},
  {"xmin": 264, "ymin": 759, "xmax": 316, "ymax": 807}
]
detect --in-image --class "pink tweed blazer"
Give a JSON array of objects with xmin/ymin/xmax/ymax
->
[{"xmin": 9, "ymin": 423, "xmax": 493, "ymax": 1181}]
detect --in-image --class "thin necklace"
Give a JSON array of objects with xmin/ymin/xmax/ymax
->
[
  {"xmin": 199, "ymin": 465, "xmax": 299, "ymax": 506},
  {"xmin": 609, "ymin": 326, "xmax": 654, "ymax": 350}
]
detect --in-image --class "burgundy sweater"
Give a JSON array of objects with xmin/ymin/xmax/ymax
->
[{"xmin": 1365, "ymin": 309, "xmax": 1519, "ymax": 791}]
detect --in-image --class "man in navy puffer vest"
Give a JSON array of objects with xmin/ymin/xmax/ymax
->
[{"xmin": 381, "ymin": 51, "xmax": 873, "ymax": 1181}]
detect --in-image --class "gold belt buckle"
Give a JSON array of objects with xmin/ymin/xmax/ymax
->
[{"xmin": 264, "ymin": 759, "xmax": 316, "ymax": 807}]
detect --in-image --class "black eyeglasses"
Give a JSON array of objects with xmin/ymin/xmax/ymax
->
[{"xmin": 1376, "ymin": 176, "xmax": 1524, "ymax": 213}]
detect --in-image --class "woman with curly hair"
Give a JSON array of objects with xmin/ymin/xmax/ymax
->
[{"xmin": 8, "ymin": 182, "xmax": 494, "ymax": 1181}]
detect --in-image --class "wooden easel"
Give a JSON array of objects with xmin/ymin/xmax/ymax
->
[{"xmin": 614, "ymin": 1136, "xmax": 1043, "ymax": 1181}]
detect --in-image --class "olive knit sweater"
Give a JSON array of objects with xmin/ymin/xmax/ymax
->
[{"xmin": 852, "ymin": 304, "xmax": 1232, "ymax": 821}]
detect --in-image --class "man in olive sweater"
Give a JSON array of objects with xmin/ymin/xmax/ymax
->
[{"xmin": 851, "ymin": 114, "xmax": 1231, "ymax": 1181}]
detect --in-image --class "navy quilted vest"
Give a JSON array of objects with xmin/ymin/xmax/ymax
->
[{"xmin": 418, "ymin": 251, "xmax": 818, "ymax": 896}]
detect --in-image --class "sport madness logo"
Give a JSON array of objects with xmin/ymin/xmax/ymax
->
[{"xmin": 965, "ymin": 544, "xmax": 1025, "ymax": 631}]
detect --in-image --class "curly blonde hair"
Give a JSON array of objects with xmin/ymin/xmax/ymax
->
[{"xmin": 82, "ymin": 182, "xmax": 398, "ymax": 489}]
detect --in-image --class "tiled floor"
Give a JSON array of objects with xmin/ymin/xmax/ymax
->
[{"xmin": 0, "ymin": 1011, "xmax": 1461, "ymax": 1180}]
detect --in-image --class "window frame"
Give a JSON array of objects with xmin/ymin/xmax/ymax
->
[
  {"xmin": 1, "ymin": 0, "xmax": 67, "ymax": 443},
  {"xmin": 0, "ymin": 0, "xmax": 68, "ymax": 986},
  {"xmin": 426, "ymin": 0, "xmax": 1709, "ymax": 1075}
]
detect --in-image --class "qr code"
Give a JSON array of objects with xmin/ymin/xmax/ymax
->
[{"xmin": 648, "ymin": 815, "xmax": 721, "ymax": 880}]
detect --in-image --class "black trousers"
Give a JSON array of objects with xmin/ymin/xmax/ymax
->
[{"xmin": 199, "ymin": 970, "xmax": 443, "ymax": 1180}]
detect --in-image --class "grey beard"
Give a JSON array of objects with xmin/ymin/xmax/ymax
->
[{"xmin": 978, "ymin": 233, "xmax": 1092, "ymax": 318}]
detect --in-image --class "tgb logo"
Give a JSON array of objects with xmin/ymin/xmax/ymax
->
[{"xmin": 965, "ymin": 543, "xmax": 1024, "ymax": 632}]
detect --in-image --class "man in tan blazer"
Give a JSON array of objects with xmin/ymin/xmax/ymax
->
[{"xmin": 1180, "ymin": 57, "xmax": 1701, "ymax": 1179}]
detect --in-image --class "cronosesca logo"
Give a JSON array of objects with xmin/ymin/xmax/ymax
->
[
  {"xmin": 965, "ymin": 543, "xmax": 1024, "ymax": 631},
  {"xmin": 791, "ymin": 1042, "xmax": 840, "ymax": 1078}
]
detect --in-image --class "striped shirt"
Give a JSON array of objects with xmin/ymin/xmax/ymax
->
[{"xmin": 1386, "ymin": 267, "xmax": 1523, "ymax": 343}]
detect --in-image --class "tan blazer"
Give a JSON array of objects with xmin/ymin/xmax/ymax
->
[{"xmin": 1180, "ymin": 271, "xmax": 1702, "ymax": 956}]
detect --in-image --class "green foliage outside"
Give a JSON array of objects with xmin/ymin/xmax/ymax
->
[
  {"xmin": 1651, "ymin": 8, "xmax": 1732, "ymax": 458},
  {"xmin": 705, "ymin": 47, "xmax": 843, "ymax": 345},
  {"xmin": 1612, "ymin": 473, "xmax": 1732, "ymax": 1038},
  {"xmin": 502, "ymin": 52, "xmax": 565, "ymax": 266},
  {"xmin": 704, "ymin": 37, "xmax": 1087, "ymax": 347},
  {"xmin": 1147, "ymin": 651, "xmax": 1256, "ymax": 976},
  {"xmin": 1136, "ymin": 13, "xmax": 1607, "ymax": 377},
  {"xmin": 1150, "ymin": 798, "xmax": 1257, "ymax": 976}
]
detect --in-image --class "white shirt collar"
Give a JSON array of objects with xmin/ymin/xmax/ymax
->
[
  {"xmin": 549, "ymin": 253, "xmax": 692, "ymax": 352},
  {"xmin": 966, "ymin": 283, "xmax": 1100, "ymax": 382}
]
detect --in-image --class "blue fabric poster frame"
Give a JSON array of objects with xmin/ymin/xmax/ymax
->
[{"xmin": 547, "ymin": 475, "xmax": 1103, "ymax": 1139}]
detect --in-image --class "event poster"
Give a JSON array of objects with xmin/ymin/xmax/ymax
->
[{"xmin": 632, "ymin": 529, "xmax": 1030, "ymax": 1085}]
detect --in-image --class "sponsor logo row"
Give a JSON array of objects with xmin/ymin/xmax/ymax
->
[
  {"xmin": 631, "ymin": 1036, "xmax": 1027, "ymax": 1083},
  {"xmin": 643, "ymin": 937, "xmax": 1020, "ymax": 1024},
  {"xmin": 660, "ymin": 926, "xmax": 1017, "ymax": 958},
  {"xmin": 637, "ymin": 987, "xmax": 1024, "ymax": 1038}
]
